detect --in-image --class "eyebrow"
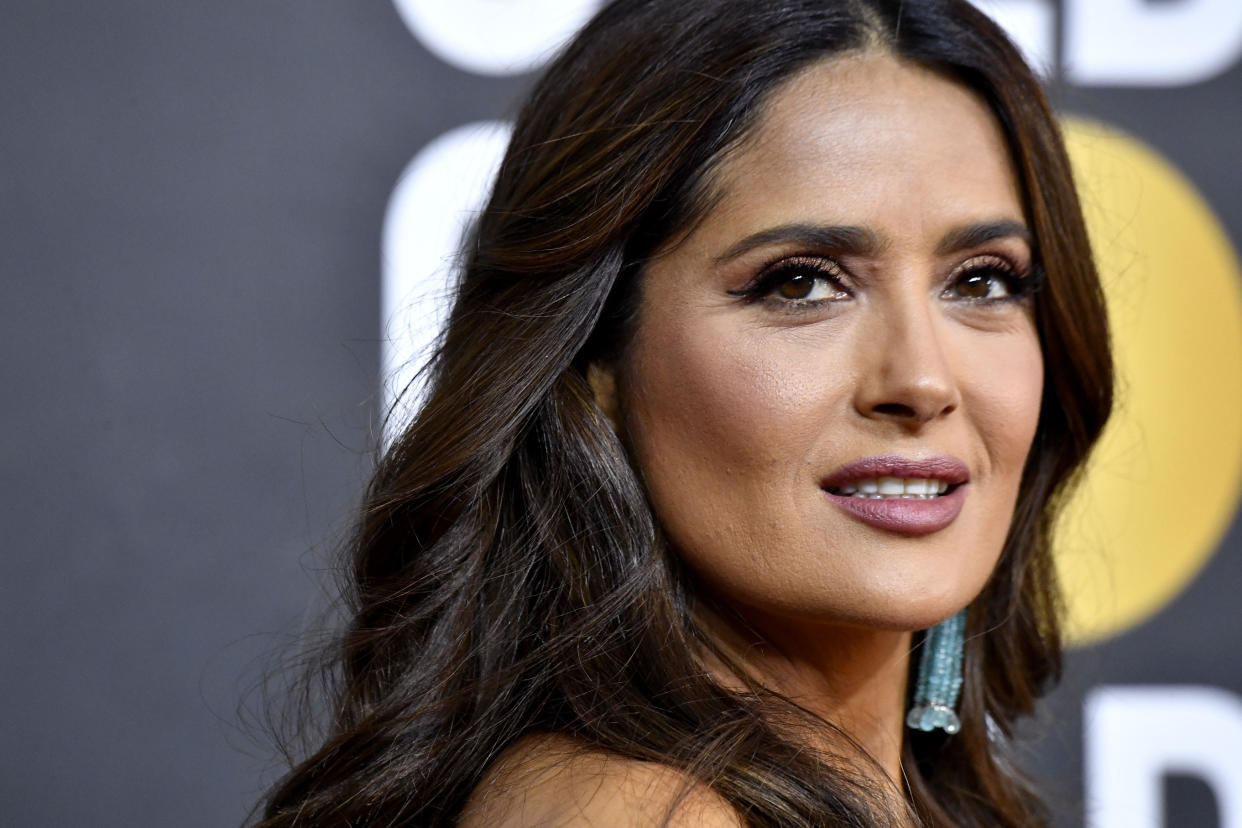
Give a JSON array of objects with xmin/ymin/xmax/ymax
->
[
  {"xmin": 714, "ymin": 223, "xmax": 885, "ymax": 264},
  {"xmin": 935, "ymin": 220, "xmax": 1032, "ymax": 255},
  {"xmin": 713, "ymin": 219, "xmax": 1031, "ymax": 263}
]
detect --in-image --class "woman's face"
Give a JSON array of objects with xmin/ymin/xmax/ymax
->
[{"xmin": 607, "ymin": 54, "xmax": 1043, "ymax": 633}]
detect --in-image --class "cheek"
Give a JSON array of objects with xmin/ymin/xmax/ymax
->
[
  {"xmin": 624, "ymin": 322, "xmax": 838, "ymax": 473},
  {"xmin": 618, "ymin": 315, "xmax": 847, "ymax": 564},
  {"xmin": 960, "ymin": 325, "xmax": 1044, "ymax": 483}
]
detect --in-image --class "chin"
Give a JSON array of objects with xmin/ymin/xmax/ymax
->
[
  {"xmin": 862, "ymin": 601, "xmax": 974, "ymax": 633},
  {"xmin": 821, "ymin": 569, "xmax": 992, "ymax": 633},
  {"xmin": 726, "ymin": 577, "xmax": 984, "ymax": 637}
]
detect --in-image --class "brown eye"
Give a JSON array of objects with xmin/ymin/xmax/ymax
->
[
  {"xmin": 955, "ymin": 271, "xmax": 997, "ymax": 299},
  {"xmin": 945, "ymin": 257, "xmax": 1021, "ymax": 302},
  {"xmin": 778, "ymin": 273, "xmax": 817, "ymax": 299},
  {"xmin": 730, "ymin": 256, "xmax": 849, "ymax": 306}
]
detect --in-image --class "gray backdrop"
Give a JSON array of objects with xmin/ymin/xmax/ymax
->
[{"xmin": 4, "ymin": 2, "xmax": 1240, "ymax": 826}]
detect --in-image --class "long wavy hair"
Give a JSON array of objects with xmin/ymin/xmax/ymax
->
[{"xmin": 256, "ymin": 1, "xmax": 1113, "ymax": 825}]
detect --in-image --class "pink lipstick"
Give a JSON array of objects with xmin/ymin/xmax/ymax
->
[{"xmin": 820, "ymin": 454, "xmax": 969, "ymax": 535}]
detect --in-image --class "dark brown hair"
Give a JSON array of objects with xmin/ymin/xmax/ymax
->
[{"xmin": 256, "ymin": 1, "xmax": 1112, "ymax": 825}]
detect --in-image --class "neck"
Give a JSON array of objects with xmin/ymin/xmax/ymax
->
[{"xmin": 697, "ymin": 603, "xmax": 913, "ymax": 788}]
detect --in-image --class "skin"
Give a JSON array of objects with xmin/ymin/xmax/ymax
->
[
  {"xmin": 468, "ymin": 52, "xmax": 1044, "ymax": 824},
  {"xmin": 460, "ymin": 734, "xmax": 743, "ymax": 827}
]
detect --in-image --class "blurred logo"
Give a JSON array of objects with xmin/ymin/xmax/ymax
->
[{"xmin": 1057, "ymin": 119, "xmax": 1242, "ymax": 646}]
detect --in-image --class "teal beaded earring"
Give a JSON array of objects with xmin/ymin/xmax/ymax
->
[{"xmin": 906, "ymin": 609, "xmax": 967, "ymax": 734}]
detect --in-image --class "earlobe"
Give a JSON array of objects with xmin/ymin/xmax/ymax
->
[{"xmin": 587, "ymin": 362, "xmax": 621, "ymax": 431}]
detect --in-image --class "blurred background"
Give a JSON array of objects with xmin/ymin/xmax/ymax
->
[{"xmin": 3, "ymin": 2, "xmax": 1240, "ymax": 825}]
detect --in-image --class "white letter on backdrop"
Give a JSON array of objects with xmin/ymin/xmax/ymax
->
[
  {"xmin": 380, "ymin": 121, "xmax": 512, "ymax": 433},
  {"xmin": 971, "ymin": 0, "xmax": 1055, "ymax": 77},
  {"xmin": 1085, "ymin": 685, "xmax": 1242, "ymax": 827},
  {"xmin": 391, "ymin": 0, "xmax": 603, "ymax": 76},
  {"xmin": 1066, "ymin": 0, "xmax": 1242, "ymax": 86}
]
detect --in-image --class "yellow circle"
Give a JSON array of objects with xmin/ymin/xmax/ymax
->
[{"xmin": 1056, "ymin": 118, "xmax": 1242, "ymax": 646}]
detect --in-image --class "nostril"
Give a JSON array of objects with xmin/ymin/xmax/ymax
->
[{"xmin": 873, "ymin": 402, "xmax": 918, "ymax": 418}]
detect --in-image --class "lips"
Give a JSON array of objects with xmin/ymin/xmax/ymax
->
[{"xmin": 820, "ymin": 454, "xmax": 970, "ymax": 535}]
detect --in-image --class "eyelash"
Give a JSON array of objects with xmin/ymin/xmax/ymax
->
[
  {"xmin": 729, "ymin": 254, "xmax": 1045, "ymax": 310},
  {"xmin": 727, "ymin": 256, "xmax": 847, "ymax": 307}
]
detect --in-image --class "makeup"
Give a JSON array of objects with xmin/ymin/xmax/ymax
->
[
  {"xmin": 612, "ymin": 54, "xmax": 1041, "ymax": 634},
  {"xmin": 821, "ymin": 455, "xmax": 970, "ymax": 535}
]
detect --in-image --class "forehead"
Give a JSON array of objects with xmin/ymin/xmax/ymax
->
[{"xmin": 702, "ymin": 53, "xmax": 1025, "ymax": 242}]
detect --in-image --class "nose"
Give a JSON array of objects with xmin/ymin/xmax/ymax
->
[{"xmin": 853, "ymin": 293, "xmax": 960, "ymax": 429}]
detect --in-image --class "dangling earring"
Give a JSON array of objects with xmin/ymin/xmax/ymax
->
[{"xmin": 906, "ymin": 609, "xmax": 967, "ymax": 734}]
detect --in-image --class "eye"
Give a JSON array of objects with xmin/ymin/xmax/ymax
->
[
  {"xmin": 773, "ymin": 270, "xmax": 840, "ymax": 301},
  {"xmin": 733, "ymin": 256, "xmax": 850, "ymax": 305},
  {"xmin": 943, "ymin": 255, "xmax": 1031, "ymax": 303}
]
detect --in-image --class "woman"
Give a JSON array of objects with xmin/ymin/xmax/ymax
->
[{"xmin": 257, "ymin": 0, "xmax": 1112, "ymax": 825}]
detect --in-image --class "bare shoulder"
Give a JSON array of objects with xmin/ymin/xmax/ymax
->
[{"xmin": 458, "ymin": 733, "xmax": 743, "ymax": 827}]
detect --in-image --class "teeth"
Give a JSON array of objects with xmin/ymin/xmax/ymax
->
[
  {"xmin": 877, "ymin": 477, "xmax": 904, "ymax": 495},
  {"xmin": 831, "ymin": 478, "xmax": 951, "ymax": 499}
]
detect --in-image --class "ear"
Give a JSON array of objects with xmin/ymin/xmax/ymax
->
[{"xmin": 586, "ymin": 361, "xmax": 622, "ymax": 430}]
